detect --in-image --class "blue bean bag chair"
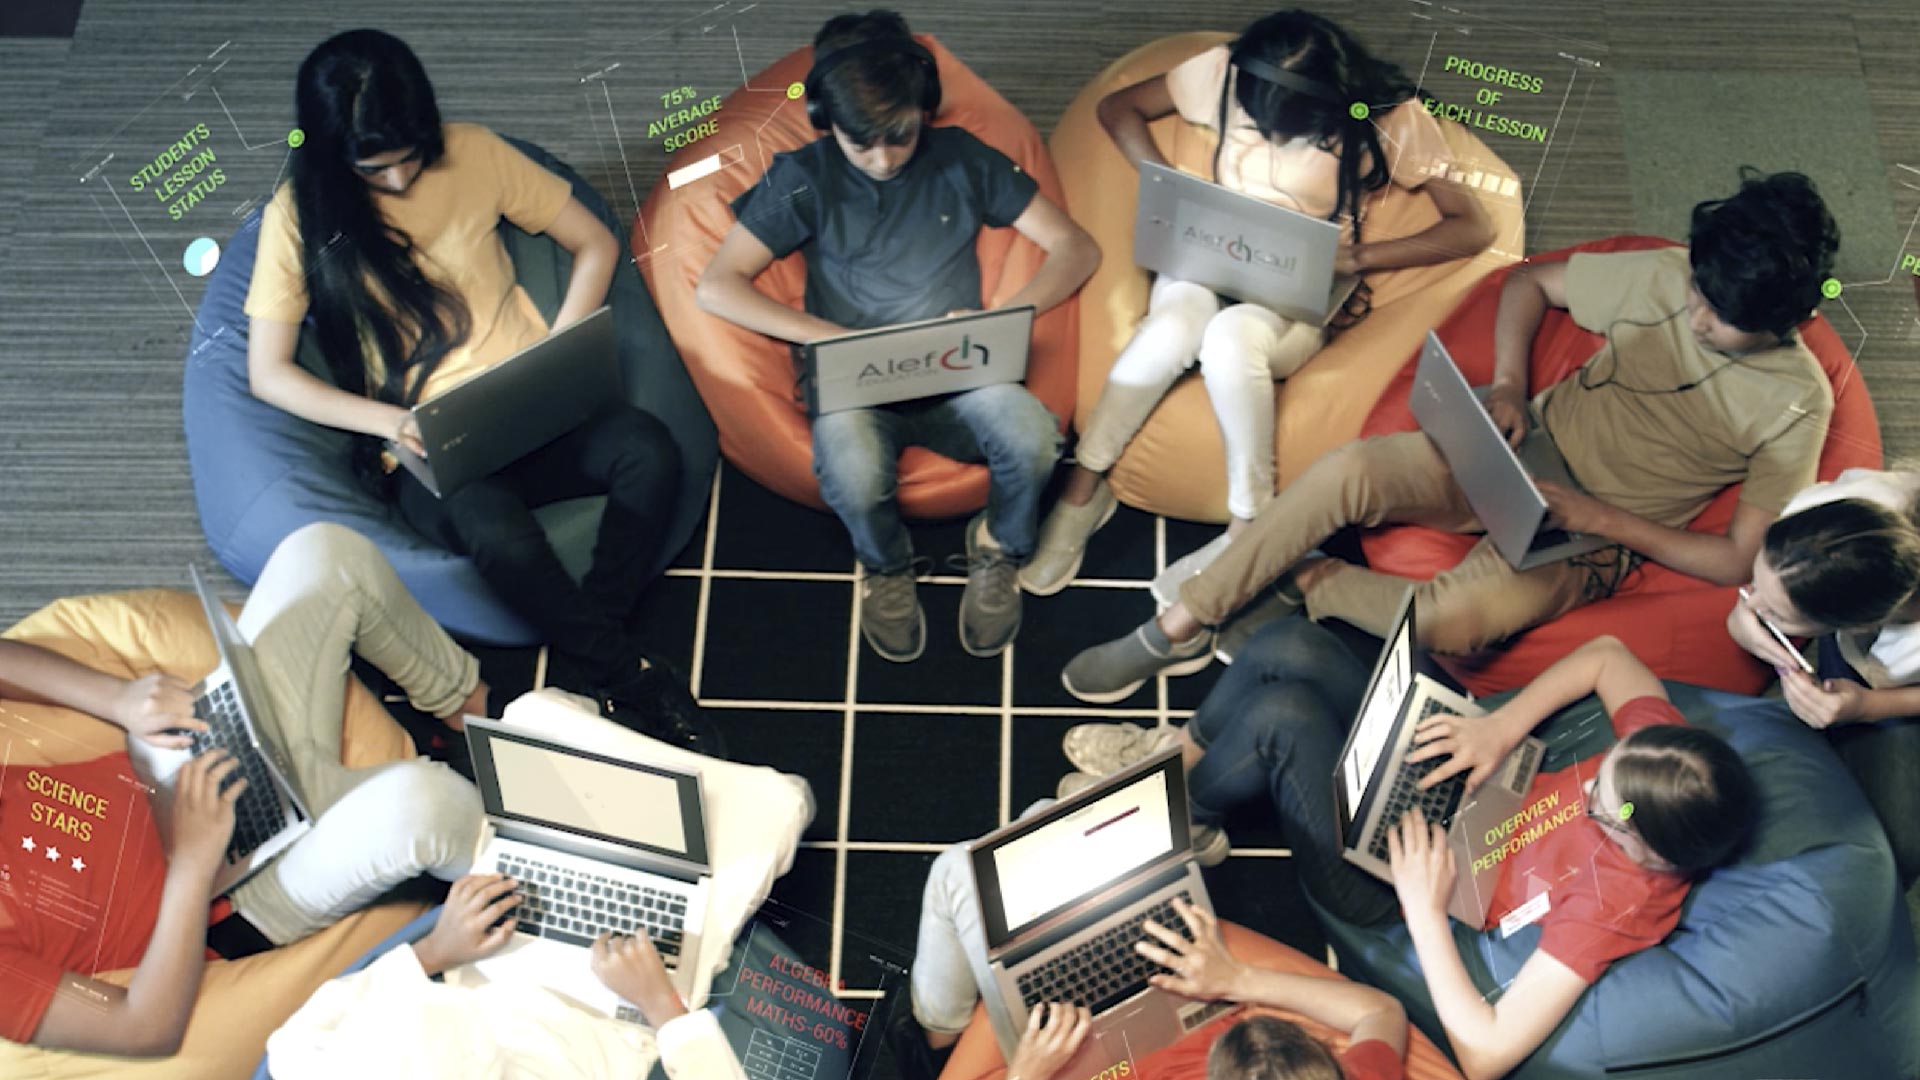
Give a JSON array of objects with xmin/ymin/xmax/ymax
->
[
  {"xmin": 1309, "ymin": 683, "xmax": 1919, "ymax": 1079},
  {"xmin": 183, "ymin": 138, "xmax": 716, "ymax": 644}
]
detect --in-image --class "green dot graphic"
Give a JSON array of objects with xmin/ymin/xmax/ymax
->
[
  {"xmin": 287, "ymin": 129, "xmax": 305, "ymax": 148},
  {"xmin": 1617, "ymin": 801, "xmax": 1634, "ymax": 822},
  {"xmin": 787, "ymin": 82, "xmax": 805, "ymax": 100},
  {"xmin": 1348, "ymin": 102, "xmax": 1370, "ymax": 120},
  {"xmin": 1820, "ymin": 277, "xmax": 1842, "ymax": 300}
]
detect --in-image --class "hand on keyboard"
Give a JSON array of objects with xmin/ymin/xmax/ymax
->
[
  {"xmin": 592, "ymin": 930, "xmax": 687, "ymax": 1028},
  {"xmin": 412, "ymin": 873, "xmax": 522, "ymax": 977},
  {"xmin": 113, "ymin": 672, "xmax": 202, "ymax": 749},
  {"xmin": 1008, "ymin": 1002, "xmax": 1093, "ymax": 1080},
  {"xmin": 1385, "ymin": 807, "xmax": 1457, "ymax": 925},
  {"xmin": 167, "ymin": 748, "xmax": 243, "ymax": 881},
  {"xmin": 1408, "ymin": 710, "xmax": 1520, "ymax": 796},
  {"xmin": 1137, "ymin": 896, "xmax": 1243, "ymax": 1002}
]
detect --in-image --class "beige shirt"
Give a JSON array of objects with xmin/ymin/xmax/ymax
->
[
  {"xmin": 1163, "ymin": 45, "xmax": 1452, "ymax": 218},
  {"xmin": 245, "ymin": 122, "xmax": 573, "ymax": 403},
  {"xmin": 1537, "ymin": 248, "xmax": 1831, "ymax": 527}
]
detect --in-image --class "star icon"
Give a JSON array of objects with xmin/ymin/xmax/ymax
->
[
  {"xmin": 70, "ymin": 856, "xmax": 86, "ymax": 873},
  {"xmin": 45, "ymin": 846, "xmax": 61, "ymax": 863},
  {"xmin": 19, "ymin": 835, "xmax": 33, "ymax": 853}
]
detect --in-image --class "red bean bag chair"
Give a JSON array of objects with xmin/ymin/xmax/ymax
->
[
  {"xmin": 1358, "ymin": 235, "xmax": 1882, "ymax": 696},
  {"xmin": 935, "ymin": 919, "xmax": 1464, "ymax": 1080},
  {"xmin": 635, "ymin": 36, "xmax": 1077, "ymax": 515}
]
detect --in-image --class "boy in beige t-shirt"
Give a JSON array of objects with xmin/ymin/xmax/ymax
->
[{"xmin": 1063, "ymin": 169, "xmax": 1841, "ymax": 702}]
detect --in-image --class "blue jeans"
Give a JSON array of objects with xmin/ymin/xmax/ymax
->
[
  {"xmin": 811, "ymin": 383, "xmax": 1061, "ymax": 573},
  {"xmin": 1185, "ymin": 617, "xmax": 1398, "ymax": 926},
  {"xmin": 1817, "ymin": 637, "xmax": 1920, "ymax": 890}
]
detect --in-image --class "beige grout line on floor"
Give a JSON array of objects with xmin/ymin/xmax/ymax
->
[
  {"xmin": 686, "ymin": 461, "xmax": 724, "ymax": 698},
  {"xmin": 828, "ymin": 554, "xmax": 862, "ymax": 1001}
]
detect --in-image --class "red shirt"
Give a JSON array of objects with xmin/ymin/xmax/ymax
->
[
  {"xmin": 0, "ymin": 752, "xmax": 167, "ymax": 1043},
  {"xmin": 1134, "ymin": 1015, "xmax": 1404, "ymax": 1080},
  {"xmin": 1475, "ymin": 696, "xmax": 1691, "ymax": 983}
]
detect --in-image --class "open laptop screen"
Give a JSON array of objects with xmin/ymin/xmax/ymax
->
[
  {"xmin": 1339, "ymin": 599, "xmax": 1416, "ymax": 814},
  {"xmin": 971, "ymin": 753, "xmax": 1188, "ymax": 949},
  {"xmin": 468, "ymin": 721, "xmax": 708, "ymax": 866}
]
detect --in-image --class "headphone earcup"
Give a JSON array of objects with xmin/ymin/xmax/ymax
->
[{"xmin": 804, "ymin": 63, "xmax": 829, "ymax": 130}]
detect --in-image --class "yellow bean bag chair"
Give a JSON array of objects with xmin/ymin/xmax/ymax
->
[
  {"xmin": 0, "ymin": 588, "xmax": 426, "ymax": 1080},
  {"xmin": 1050, "ymin": 33, "xmax": 1526, "ymax": 522}
]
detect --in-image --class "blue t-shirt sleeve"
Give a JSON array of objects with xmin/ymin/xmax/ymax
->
[
  {"xmin": 951, "ymin": 130, "xmax": 1039, "ymax": 228},
  {"xmin": 729, "ymin": 152, "xmax": 816, "ymax": 259}
]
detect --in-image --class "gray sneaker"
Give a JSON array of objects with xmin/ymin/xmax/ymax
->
[
  {"xmin": 1062, "ymin": 721, "xmax": 1177, "ymax": 776},
  {"xmin": 1191, "ymin": 823, "xmax": 1231, "ymax": 867},
  {"xmin": 1020, "ymin": 480, "xmax": 1119, "ymax": 596},
  {"xmin": 1214, "ymin": 577, "xmax": 1305, "ymax": 664},
  {"xmin": 859, "ymin": 563, "xmax": 926, "ymax": 663},
  {"xmin": 1056, "ymin": 771, "xmax": 1099, "ymax": 799},
  {"xmin": 1061, "ymin": 618, "xmax": 1215, "ymax": 704},
  {"xmin": 955, "ymin": 514, "xmax": 1021, "ymax": 657}
]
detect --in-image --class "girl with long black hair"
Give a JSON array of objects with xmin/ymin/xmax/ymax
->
[
  {"xmin": 244, "ymin": 29, "xmax": 693, "ymax": 742},
  {"xmin": 1021, "ymin": 10, "xmax": 1496, "ymax": 600}
]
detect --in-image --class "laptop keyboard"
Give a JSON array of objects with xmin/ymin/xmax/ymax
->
[
  {"xmin": 1016, "ymin": 892, "xmax": 1195, "ymax": 1015},
  {"xmin": 495, "ymin": 851, "xmax": 686, "ymax": 966},
  {"xmin": 190, "ymin": 682, "xmax": 288, "ymax": 860},
  {"xmin": 1366, "ymin": 697, "xmax": 1467, "ymax": 862}
]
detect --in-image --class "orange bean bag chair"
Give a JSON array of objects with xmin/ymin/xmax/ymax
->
[
  {"xmin": 636, "ymin": 37, "xmax": 1077, "ymax": 516},
  {"xmin": 1047, "ymin": 33, "xmax": 1526, "ymax": 523},
  {"xmin": 936, "ymin": 919, "xmax": 1464, "ymax": 1080},
  {"xmin": 1357, "ymin": 235, "xmax": 1882, "ymax": 696},
  {"xmin": 0, "ymin": 589, "xmax": 428, "ymax": 1080}
]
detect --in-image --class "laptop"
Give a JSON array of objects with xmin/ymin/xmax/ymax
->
[
  {"xmin": 968, "ymin": 748, "xmax": 1232, "ymax": 1077},
  {"xmin": 1133, "ymin": 160, "xmax": 1360, "ymax": 324},
  {"xmin": 1332, "ymin": 589, "xmax": 1546, "ymax": 925},
  {"xmin": 793, "ymin": 305, "xmax": 1034, "ymax": 416},
  {"xmin": 388, "ymin": 305, "xmax": 620, "ymax": 498},
  {"xmin": 1410, "ymin": 332, "xmax": 1612, "ymax": 570},
  {"xmin": 462, "ymin": 716, "xmax": 714, "ymax": 1013},
  {"xmin": 182, "ymin": 565, "xmax": 312, "ymax": 897}
]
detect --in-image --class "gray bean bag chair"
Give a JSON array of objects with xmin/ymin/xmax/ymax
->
[
  {"xmin": 1310, "ymin": 682, "xmax": 1919, "ymax": 1079},
  {"xmin": 183, "ymin": 138, "xmax": 715, "ymax": 644}
]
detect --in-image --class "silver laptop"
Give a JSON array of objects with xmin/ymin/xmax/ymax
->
[
  {"xmin": 389, "ymin": 305, "xmax": 620, "ymax": 498},
  {"xmin": 1133, "ymin": 160, "xmax": 1360, "ymax": 324},
  {"xmin": 179, "ymin": 565, "xmax": 311, "ymax": 897},
  {"xmin": 794, "ymin": 305, "xmax": 1035, "ymax": 416},
  {"xmin": 463, "ymin": 716, "xmax": 714, "ymax": 1013},
  {"xmin": 1411, "ymin": 332, "xmax": 1611, "ymax": 570},
  {"xmin": 1333, "ymin": 589, "xmax": 1545, "ymax": 925},
  {"xmin": 969, "ymin": 748, "xmax": 1231, "ymax": 1077}
]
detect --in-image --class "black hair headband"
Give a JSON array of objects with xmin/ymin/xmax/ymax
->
[{"xmin": 1231, "ymin": 54, "xmax": 1345, "ymax": 104}]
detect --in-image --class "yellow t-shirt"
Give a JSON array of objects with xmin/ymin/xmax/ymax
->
[
  {"xmin": 1162, "ymin": 45, "xmax": 1453, "ymax": 218},
  {"xmin": 1537, "ymin": 248, "xmax": 1832, "ymax": 526},
  {"xmin": 244, "ymin": 122, "xmax": 573, "ymax": 403}
]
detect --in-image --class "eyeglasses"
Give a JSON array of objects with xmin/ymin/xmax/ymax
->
[
  {"xmin": 1584, "ymin": 779, "xmax": 1635, "ymax": 837},
  {"xmin": 351, "ymin": 146, "xmax": 423, "ymax": 176}
]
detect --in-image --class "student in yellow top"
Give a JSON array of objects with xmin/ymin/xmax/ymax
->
[{"xmin": 243, "ymin": 30, "xmax": 696, "ymax": 744}]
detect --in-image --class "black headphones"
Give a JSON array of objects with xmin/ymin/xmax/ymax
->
[
  {"xmin": 804, "ymin": 35, "xmax": 940, "ymax": 132},
  {"xmin": 1230, "ymin": 52, "xmax": 1345, "ymax": 104}
]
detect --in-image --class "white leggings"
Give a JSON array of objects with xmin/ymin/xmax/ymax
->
[{"xmin": 1075, "ymin": 277, "xmax": 1324, "ymax": 520}]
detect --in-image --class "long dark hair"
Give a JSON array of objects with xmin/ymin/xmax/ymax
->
[
  {"xmin": 289, "ymin": 30, "xmax": 470, "ymax": 476},
  {"xmin": 1613, "ymin": 726, "xmax": 1757, "ymax": 876},
  {"xmin": 1213, "ymin": 10, "xmax": 1422, "ymax": 243},
  {"xmin": 1764, "ymin": 495, "xmax": 1920, "ymax": 630}
]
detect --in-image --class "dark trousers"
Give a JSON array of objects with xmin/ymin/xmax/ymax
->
[
  {"xmin": 1817, "ymin": 636, "xmax": 1920, "ymax": 891},
  {"xmin": 397, "ymin": 404, "xmax": 682, "ymax": 686},
  {"xmin": 1185, "ymin": 617, "xmax": 1399, "ymax": 926}
]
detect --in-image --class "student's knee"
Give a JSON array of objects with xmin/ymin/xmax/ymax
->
[
  {"xmin": 597, "ymin": 406, "xmax": 683, "ymax": 483},
  {"xmin": 1231, "ymin": 616, "xmax": 1342, "ymax": 679},
  {"xmin": 1196, "ymin": 305, "xmax": 1281, "ymax": 380},
  {"xmin": 279, "ymin": 521, "xmax": 382, "ymax": 573},
  {"xmin": 1147, "ymin": 279, "xmax": 1222, "ymax": 329},
  {"xmin": 922, "ymin": 842, "xmax": 977, "ymax": 917},
  {"xmin": 375, "ymin": 760, "xmax": 484, "ymax": 877},
  {"xmin": 1415, "ymin": 581, "xmax": 1519, "ymax": 656},
  {"xmin": 812, "ymin": 414, "xmax": 896, "ymax": 511},
  {"xmin": 972, "ymin": 386, "xmax": 1062, "ymax": 480},
  {"xmin": 441, "ymin": 481, "xmax": 539, "ymax": 552}
]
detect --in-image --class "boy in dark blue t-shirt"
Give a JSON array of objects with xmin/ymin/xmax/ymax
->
[{"xmin": 698, "ymin": 9, "xmax": 1100, "ymax": 663}]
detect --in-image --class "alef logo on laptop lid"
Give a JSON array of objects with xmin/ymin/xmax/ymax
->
[
  {"xmin": 856, "ymin": 335, "xmax": 991, "ymax": 387},
  {"xmin": 1142, "ymin": 211, "xmax": 1299, "ymax": 276}
]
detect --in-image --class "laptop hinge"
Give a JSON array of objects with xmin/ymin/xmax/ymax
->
[
  {"xmin": 490, "ymin": 819, "xmax": 706, "ymax": 884},
  {"xmin": 994, "ymin": 860, "xmax": 1190, "ymax": 969}
]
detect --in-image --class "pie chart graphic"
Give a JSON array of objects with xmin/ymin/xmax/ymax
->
[{"xmin": 183, "ymin": 237, "xmax": 220, "ymax": 277}]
